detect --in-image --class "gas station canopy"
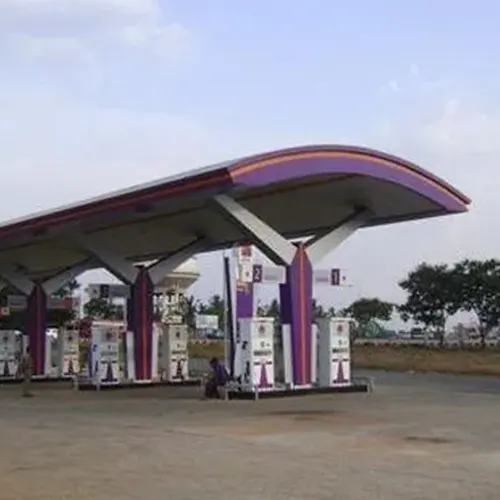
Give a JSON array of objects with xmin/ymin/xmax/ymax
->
[{"xmin": 0, "ymin": 145, "xmax": 469, "ymax": 281}]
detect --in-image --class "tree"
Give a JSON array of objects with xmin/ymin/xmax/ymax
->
[
  {"xmin": 0, "ymin": 279, "xmax": 80, "ymax": 329},
  {"xmin": 179, "ymin": 294, "xmax": 198, "ymax": 330},
  {"xmin": 326, "ymin": 306, "xmax": 336, "ymax": 318},
  {"xmin": 50, "ymin": 278, "xmax": 81, "ymax": 327},
  {"xmin": 398, "ymin": 263, "xmax": 459, "ymax": 346},
  {"xmin": 454, "ymin": 259, "xmax": 500, "ymax": 347},
  {"xmin": 52, "ymin": 278, "xmax": 80, "ymax": 299},
  {"xmin": 312, "ymin": 299, "xmax": 327, "ymax": 320},
  {"xmin": 256, "ymin": 298, "xmax": 281, "ymax": 322},
  {"xmin": 343, "ymin": 297, "xmax": 393, "ymax": 339},
  {"xmin": 83, "ymin": 297, "xmax": 122, "ymax": 320},
  {"xmin": 198, "ymin": 294, "xmax": 225, "ymax": 330}
]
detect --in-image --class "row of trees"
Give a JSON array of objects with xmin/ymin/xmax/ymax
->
[
  {"xmin": 0, "ymin": 259, "xmax": 498, "ymax": 347},
  {"xmin": 0, "ymin": 279, "xmax": 81, "ymax": 329},
  {"xmin": 399, "ymin": 259, "xmax": 500, "ymax": 346},
  {"xmin": 177, "ymin": 294, "xmax": 393, "ymax": 337},
  {"xmin": 184, "ymin": 259, "xmax": 500, "ymax": 347}
]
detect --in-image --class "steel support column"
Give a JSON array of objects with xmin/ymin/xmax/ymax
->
[
  {"xmin": 0, "ymin": 259, "xmax": 92, "ymax": 376},
  {"xmin": 77, "ymin": 236, "xmax": 205, "ymax": 381},
  {"xmin": 278, "ymin": 243, "xmax": 313, "ymax": 385},
  {"xmin": 213, "ymin": 194, "xmax": 370, "ymax": 386},
  {"xmin": 126, "ymin": 267, "xmax": 154, "ymax": 381},
  {"xmin": 25, "ymin": 283, "xmax": 48, "ymax": 376}
]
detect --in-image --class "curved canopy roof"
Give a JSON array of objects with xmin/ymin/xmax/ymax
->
[{"xmin": 0, "ymin": 145, "xmax": 470, "ymax": 280}]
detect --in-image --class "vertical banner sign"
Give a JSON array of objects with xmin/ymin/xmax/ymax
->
[{"xmin": 235, "ymin": 244, "xmax": 254, "ymax": 319}]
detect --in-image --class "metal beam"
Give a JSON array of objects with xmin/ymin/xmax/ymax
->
[
  {"xmin": 0, "ymin": 262, "xmax": 34, "ymax": 295},
  {"xmin": 305, "ymin": 208, "xmax": 371, "ymax": 265},
  {"xmin": 74, "ymin": 235, "xmax": 138, "ymax": 285},
  {"xmin": 42, "ymin": 259, "xmax": 93, "ymax": 295},
  {"xmin": 148, "ymin": 238, "xmax": 207, "ymax": 285},
  {"xmin": 213, "ymin": 194, "xmax": 296, "ymax": 266}
]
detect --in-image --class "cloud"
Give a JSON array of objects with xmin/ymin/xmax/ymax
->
[
  {"xmin": 0, "ymin": 51, "xmax": 498, "ymax": 326},
  {"xmin": 410, "ymin": 63, "xmax": 420, "ymax": 76},
  {"xmin": 349, "ymin": 83, "xmax": 500, "ymax": 325},
  {"xmin": 0, "ymin": 85, "xmax": 246, "ymax": 220},
  {"xmin": 0, "ymin": 0, "xmax": 192, "ymax": 63},
  {"xmin": 388, "ymin": 80, "xmax": 401, "ymax": 92},
  {"xmin": 421, "ymin": 78, "xmax": 452, "ymax": 92},
  {"xmin": 372, "ymin": 90, "xmax": 500, "ymax": 261}
]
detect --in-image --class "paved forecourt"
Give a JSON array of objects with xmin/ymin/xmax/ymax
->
[{"xmin": 0, "ymin": 371, "xmax": 498, "ymax": 500}]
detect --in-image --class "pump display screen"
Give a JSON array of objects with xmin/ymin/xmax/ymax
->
[
  {"xmin": 253, "ymin": 349, "xmax": 272, "ymax": 357},
  {"xmin": 331, "ymin": 348, "xmax": 349, "ymax": 354}
]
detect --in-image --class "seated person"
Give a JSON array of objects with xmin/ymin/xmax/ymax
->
[{"xmin": 204, "ymin": 357, "xmax": 229, "ymax": 399}]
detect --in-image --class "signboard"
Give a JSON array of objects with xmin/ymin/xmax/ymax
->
[
  {"xmin": 237, "ymin": 262, "xmax": 253, "ymax": 283},
  {"xmin": 313, "ymin": 269, "xmax": 350, "ymax": 286},
  {"xmin": 6, "ymin": 295, "xmax": 25, "ymax": 310},
  {"xmin": 249, "ymin": 265, "xmax": 349, "ymax": 286},
  {"xmin": 252, "ymin": 264, "xmax": 286, "ymax": 285},
  {"xmin": 330, "ymin": 268, "xmax": 349, "ymax": 286},
  {"xmin": 87, "ymin": 283, "xmax": 176, "ymax": 300},
  {"xmin": 6, "ymin": 295, "xmax": 78, "ymax": 311},
  {"xmin": 164, "ymin": 315, "xmax": 183, "ymax": 325},
  {"xmin": 313, "ymin": 269, "xmax": 331, "ymax": 285},
  {"xmin": 234, "ymin": 244, "xmax": 253, "ymax": 263},
  {"xmin": 87, "ymin": 284, "xmax": 130, "ymax": 300},
  {"xmin": 195, "ymin": 314, "xmax": 219, "ymax": 331}
]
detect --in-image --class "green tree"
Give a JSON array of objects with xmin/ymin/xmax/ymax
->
[
  {"xmin": 343, "ymin": 297, "xmax": 393, "ymax": 339},
  {"xmin": 84, "ymin": 297, "xmax": 122, "ymax": 320},
  {"xmin": 256, "ymin": 299, "xmax": 335, "ymax": 322},
  {"xmin": 326, "ymin": 306, "xmax": 336, "ymax": 318},
  {"xmin": 398, "ymin": 263, "xmax": 459, "ymax": 346},
  {"xmin": 198, "ymin": 294, "xmax": 225, "ymax": 330},
  {"xmin": 0, "ymin": 279, "xmax": 80, "ymax": 329},
  {"xmin": 312, "ymin": 298, "xmax": 333, "ymax": 320},
  {"xmin": 52, "ymin": 278, "xmax": 80, "ymax": 299},
  {"xmin": 260, "ymin": 298, "xmax": 281, "ymax": 322},
  {"xmin": 179, "ymin": 294, "xmax": 198, "ymax": 330},
  {"xmin": 269, "ymin": 299, "xmax": 281, "ymax": 319},
  {"xmin": 49, "ymin": 278, "xmax": 81, "ymax": 327},
  {"xmin": 454, "ymin": 259, "xmax": 500, "ymax": 347}
]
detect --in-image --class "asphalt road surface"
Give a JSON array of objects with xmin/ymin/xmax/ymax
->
[{"xmin": 1, "ymin": 370, "xmax": 499, "ymax": 500}]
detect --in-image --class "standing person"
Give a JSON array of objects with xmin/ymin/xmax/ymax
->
[
  {"xmin": 20, "ymin": 347, "xmax": 34, "ymax": 397},
  {"xmin": 204, "ymin": 357, "xmax": 229, "ymax": 399}
]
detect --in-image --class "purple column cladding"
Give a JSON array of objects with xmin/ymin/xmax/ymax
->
[
  {"xmin": 127, "ymin": 267, "xmax": 154, "ymax": 381},
  {"xmin": 279, "ymin": 244, "xmax": 313, "ymax": 386},
  {"xmin": 236, "ymin": 282, "xmax": 254, "ymax": 319},
  {"xmin": 25, "ymin": 283, "xmax": 48, "ymax": 376}
]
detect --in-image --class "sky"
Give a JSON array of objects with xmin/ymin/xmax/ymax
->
[{"xmin": 0, "ymin": 0, "xmax": 499, "ymax": 326}]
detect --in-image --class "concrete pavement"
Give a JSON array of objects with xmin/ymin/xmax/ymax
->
[{"xmin": 0, "ymin": 370, "xmax": 499, "ymax": 499}]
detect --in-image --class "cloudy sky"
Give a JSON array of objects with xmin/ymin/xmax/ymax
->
[{"xmin": 0, "ymin": 0, "xmax": 498, "ymax": 321}]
